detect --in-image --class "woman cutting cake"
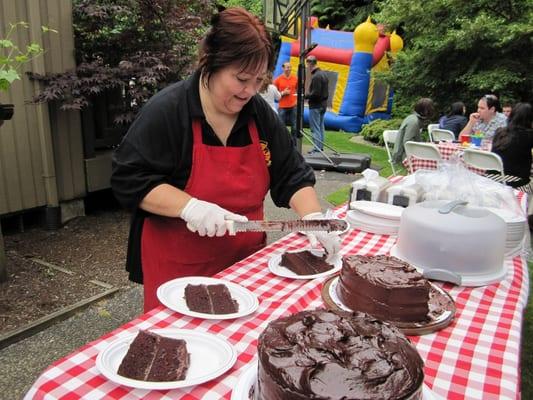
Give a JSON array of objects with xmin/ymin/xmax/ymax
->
[{"xmin": 111, "ymin": 7, "xmax": 339, "ymax": 312}]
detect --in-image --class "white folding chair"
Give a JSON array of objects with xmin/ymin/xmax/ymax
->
[
  {"xmin": 431, "ymin": 128, "xmax": 455, "ymax": 142},
  {"xmin": 383, "ymin": 129, "xmax": 399, "ymax": 175},
  {"xmin": 404, "ymin": 141, "xmax": 442, "ymax": 173},
  {"xmin": 427, "ymin": 123, "xmax": 440, "ymax": 141},
  {"xmin": 463, "ymin": 148, "xmax": 504, "ymax": 177}
]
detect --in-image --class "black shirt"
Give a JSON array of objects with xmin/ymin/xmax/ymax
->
[
  {"xmin": 492, "ymin": 127, "xmax": 533, "ymax": 187},
  {"xmin": 305, "ymin": 68, "xmax": 329, "ymax": 109},
  {"xmin": 111, "ymin": 70, "xmax": 315, "ymax": 282}
]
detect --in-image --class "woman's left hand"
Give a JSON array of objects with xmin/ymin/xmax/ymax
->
[{"xmin": 302, "ymin": 212, "xmax": 341, "ymax": 262}]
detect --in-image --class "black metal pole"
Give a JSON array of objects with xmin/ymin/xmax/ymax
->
[
  {"xmin": 295, "ymin": 63, "xmax": 304, "ymax": 153},
  {"xmin": 295, "ymin": 2, "xmax": 310, "ymax": 153}
]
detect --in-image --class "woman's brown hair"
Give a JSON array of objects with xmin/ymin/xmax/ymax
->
[
  {"xmin": 259, "ymin": 71, "xmax": 273, "ymax": 93},
  {"xmin": 414, "ymin": 97, "xmax": 435, "ymax": 120},
  {"xmin": 198, "ymin": 7, "xmax": 274, "ymax": 87}
]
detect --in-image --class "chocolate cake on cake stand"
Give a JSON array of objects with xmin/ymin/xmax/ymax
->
[{"xmin": 321, "ymin": 275, "xmax": 455, "ymax": 336}]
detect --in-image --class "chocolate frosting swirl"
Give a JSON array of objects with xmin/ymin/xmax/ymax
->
[
  {"xmin": 256, "ymin": 309, "xmax": 424, "ymax": 400},
  {"xmin": 346, "ymin": 255, "xmax": 427, "ymax": 288}
]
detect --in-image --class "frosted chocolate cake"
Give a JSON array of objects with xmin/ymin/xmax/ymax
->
[
  {"xmin": 184, "ymin": 283, "xmax": 239, "ymax": 314},
  {"xmin": 336, "ymin": 255, "xmax": 431, "ymax": 322},
  {"xmin": 255, "ymin": 309, "xmax": 424, "ymax": 399},
  {"xmin": 279, "ymin": 250, "xmax": 334, "ymax": 275},
  {"xmin": 117, "ymin": 330, "xmax": 189, "ymax": 382}
]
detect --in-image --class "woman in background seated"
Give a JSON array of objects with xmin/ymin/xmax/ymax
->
[
  {"xmin": 439, "ymin": 101, "xmax": 467, "ymax": 139},
  {"xmin": 459, "ymin": 94, "xmax": 507, "ymax": 140},
  {"xmin": 392, "ymin": 97, "xmax": 434, "ymax": 164},
  {"xmin": 492, "ymin": 103, "xmax": 533, "ymax": 188}
]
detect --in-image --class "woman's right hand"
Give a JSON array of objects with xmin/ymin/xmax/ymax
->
[{"xmin": 180, "ymin": 198, "xmax": 247, "ymax": 237}]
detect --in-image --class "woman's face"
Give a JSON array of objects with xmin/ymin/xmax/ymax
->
[
  {"xmin": 477, "ymin": 98, "xmax": 496, "ymax": 122},
  {"xmin": 207, "ymin": 63, "xmax": 267, "ymax": 115}
]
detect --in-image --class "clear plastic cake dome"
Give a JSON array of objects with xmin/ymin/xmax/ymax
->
[{"xmin": 391, "ymin": 200, "xmax": 507, "ymax": 287}]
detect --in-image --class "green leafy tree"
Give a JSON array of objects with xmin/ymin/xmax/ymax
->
[
  {"xmin": 310, "ymin": 0, "xmax": 375, "ymax": 30},
  {"xmin": 373, "ymin": 0, "xmax": 533, "ymax": 113},
  {"xmin": 217, "ymin": 0, "xmax": 262, "ymax": 15},
  {"xmin": 31, "ymin": 0, "xmax": 214, "ymax": 125}
]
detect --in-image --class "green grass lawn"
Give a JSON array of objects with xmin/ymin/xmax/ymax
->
[
  {"xmin": 316, "ymin": 130, "xmax": 532, "ymax": 397},
  {"xmin": 303, "ymin": 130, "xmax": 406, "ymax": 205}
]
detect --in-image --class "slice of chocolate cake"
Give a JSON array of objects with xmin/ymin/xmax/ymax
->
[
  {"xmin": 336, "ymin": 255, "xmax": 430, "ymax": 322},
  {"xmin": 279, "ymin": 250, "xmax": 334, "ymax": 275},
  {"xmin": 184, "ymin": 283, "xmax": 239, "ymax": 314},
  {"xmin": 117, "ymin": 330, "xmax": 189, "ymax": 382}
]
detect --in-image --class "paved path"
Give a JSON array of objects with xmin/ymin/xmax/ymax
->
[{"xmin": 0, "ymin": 168, "xmax": 356, "ymax": 399}]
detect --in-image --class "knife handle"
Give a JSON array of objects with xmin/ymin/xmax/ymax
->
[{"xmin": 225, "ymin": 220, "xmax": 236, "ymax": 236}]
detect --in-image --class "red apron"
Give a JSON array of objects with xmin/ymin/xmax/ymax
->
[{"xmin": 141, "ymin": 119, "xmax": 270, "ymax": 311}]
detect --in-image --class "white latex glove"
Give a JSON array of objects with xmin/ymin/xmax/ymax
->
[
  {"xmin": 180, "ymin": 198, "xmax": 248, "ymax": 237},
  {"xmin": 302, "ymin": 211, "xmax": 341, "ymax": 262}
]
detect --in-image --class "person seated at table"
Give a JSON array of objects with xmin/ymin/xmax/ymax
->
[
  {"xmin": 438, "ymin": 101, "xmax": 467, "ymax": 139},
  {"xmin": 491, "ymin": 102, "xmax": 533, "ymax": 188},
  {"xmin": 459, "ymin": 94, "xmax": 507, "ymax": 140},
  {"xmin": 502, "ymin": 102, "xmax": 513, "ymax": 119},
  {"xmin": 111, "ymin": 7, "xmax": 340, "ymax": 312},
  {"xmin": 391, "ymin": 97, "xmax": 435, "ymax": 164}
]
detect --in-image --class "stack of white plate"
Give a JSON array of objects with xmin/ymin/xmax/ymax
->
[
  {"xmin": 346, "ymin": 201, "xmax": 404, "ymax": 235},
  {"xmin": 486, "ymin": 208, "xmax": 527, "ymax": 257}
]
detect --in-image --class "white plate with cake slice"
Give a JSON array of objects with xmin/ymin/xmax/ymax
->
[
  {"xmin": 157, "ymin": 276, "xmax": 259, "ymax": 320},
  {"xmin": 96, "ymin": 328, "xmax": 237, "ymax": 390},
  {"xmin": 268, "ymin": 249, "xmax": 342, "ymax": 280},
  {"xmin": 231, "ymin": 361, "xmax": 444, "ymax": 400}
]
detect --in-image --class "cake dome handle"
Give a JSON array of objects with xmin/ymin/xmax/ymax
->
[
  {"xmin": 438, "ymin": 200, "xmax": 468, "ymax": 215},
  {"xmin": 423, "ymin": 268, "xmax": 462, "ymax": 285}
]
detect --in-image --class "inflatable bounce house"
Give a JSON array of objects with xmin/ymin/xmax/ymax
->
[{"xmin": 273, "ymin": 17, "xmax": 403, "ymax": 133}]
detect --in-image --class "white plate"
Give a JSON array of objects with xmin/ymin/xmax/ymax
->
[
  {"xmin": 486, "ymin": 207, "xmax": 526, "ymax": 224},
  {"xmin": 231, "ymin": 361, "xmax": 443, "ymax": 400},
  {"xmin": 350, "ymin": 201, "xmax": 404, "ymax": 220},
  {"xmin": 96, "ymin": 328, "xmax": 237, "ymax": 390},
  {"xmin": 354, "ymin": 224, "xmax": 399, "ymax": 236},
  {"xmin": 268, "ymin": 249, "xmax": 342, "ymax": 279},
  {"xmin": 157, "ymin": 277, "xmax": 259, "ymax": 320},
  {"xmin": 346, "ymin": 210, "xmax": 401, "ymax": 228}
]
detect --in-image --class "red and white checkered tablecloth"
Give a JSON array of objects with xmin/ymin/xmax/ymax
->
[
  {"xmin": 24, "ymin": 195, "xmax": 530, "ymax": 400},
  {"xmin": 403, "ymin": 142, "xmax": 488, "ymax": 174}
]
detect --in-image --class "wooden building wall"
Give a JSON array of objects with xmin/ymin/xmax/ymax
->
[{"xmin": 0, "ymin": 0, "xmax": 85, "ymax": 216}]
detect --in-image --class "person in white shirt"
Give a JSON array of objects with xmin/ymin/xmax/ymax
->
[{"xmin": 259, "ymin": 71, "xmax": 281, "ymax": 112}]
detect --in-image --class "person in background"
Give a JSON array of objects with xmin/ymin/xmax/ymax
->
[
  {"xmin": 111, "ymin": 7, "xmax": 340, "ymax": 312},
  {"xmin": 392, "ymin": 98, "xmax": 435, "ymax": 164},
  {"xmin": 439, "ymin": 101, "xmax": 468, "ymax": 139},
  {"xmin": 258, "ymin": 71, "xmax": 281, "ymax": 112},
  {"xmin": 305, "ymin": 55, "xmax": 329, "ymax": 154},
  {"xmin": 459, "ymin": 94, "xmax": 507, "ymax": 140},
  {"xmin": 274, "ymin": 62, "xmax": 298, "ymax": 142},
  {"xmin": 491, "ymin": 102, "xmax": 533, "ymax": 188},
  {"xmin": 502, "ymin": 102, "xmax": 513, "ymax": 119}
]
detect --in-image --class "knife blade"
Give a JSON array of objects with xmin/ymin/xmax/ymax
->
[{"xmin": 226, "ymin": 219, "xmax": 348, "ymax": 235}]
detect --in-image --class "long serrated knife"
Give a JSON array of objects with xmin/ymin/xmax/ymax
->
[{"xmin": 226, "ymin": 219, "xmax": 348, "ymax": 235}]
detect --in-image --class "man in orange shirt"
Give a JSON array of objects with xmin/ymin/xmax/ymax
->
[{"xmin": 274, "ymin": 62, "xmax": 299, "ymax": 142}]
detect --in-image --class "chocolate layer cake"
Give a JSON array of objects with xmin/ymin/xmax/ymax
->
[
  {"xmin": 336, "ymin": 255, "xmax": 430, "ymax": 322},
  {"xmin": 255, "ymin": 309, "xmax": 424, "ymax": 400},
  {"xmin": 117, "ymin": 330, "xmax": 189, "ymax": 382},
  {"xmin": 184, "ymin": 283, "xmax": 239, "ymax": 314},
  {"xmin": 279, "ymin": 250, "xmax": 334, "ymax": 275}
]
